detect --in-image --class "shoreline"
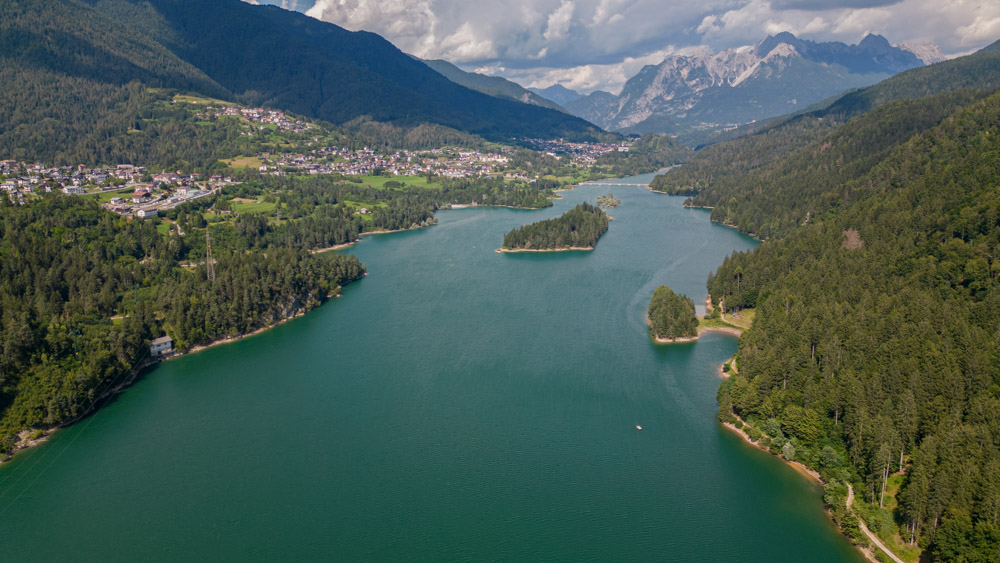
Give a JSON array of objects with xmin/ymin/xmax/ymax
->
[
  {"xmin": 722, "ymin": 417, "xmax": 823, "ymax": 485},
  {"xmin": 653, "ymin": 334, "xmax": 699, "ymax": 344},
  {"xmin": 496, "ymin": 246, "xmax": 594, "ymax": 253},
  {"xmin": 650, "ymin": 325, "xmax": 743, "ymax": 345},
  {"xmin": 722, "ymin": 416, "xmax": 891, "ymax": 563},
  {"xmin": 447, "ymin": 203, "xmax": 547, "ymax": 211},
  {"xmin": 312, "ymin": 224, "xmax": 432, "ymax": 254},
  {"xmin": 645, "ymin": 189, "xmax": 762, "ymax": 241},
  {"xmin": 171, "ymin": 307, "xmax": 314, "ymax": 358},
  {"xmin": 0, "ymin": 428, "xmax": 58, "ymax": 466},
  {"xmin": 0, "ymin": 286, "xmax": 353, "ymax": 466}
]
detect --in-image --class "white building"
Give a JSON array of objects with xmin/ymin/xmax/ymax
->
[{"xmin": 150, "ymin": 336, "xmax": 173, "ymax": 357}]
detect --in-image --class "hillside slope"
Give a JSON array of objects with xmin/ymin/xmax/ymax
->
[
  {"xmin": 421, "ymin": 59, "xmax": 567, "ymax": 113},
  {"xmin": 83, "ymin": 0, "xmax": 604, "ymax": 141},
  {"xmin": 0, "ymin": 0, "xmax": 230, "ymax": 162},
  {"xmin": 650, "ymin": 40, "xmax": 1000, "ymax": 239},
  {"xmin": 711, "ymin": 89, "xmax": 1000, "ymax": 561},
  {"xmin": 0, "ymin": 0, "xmax": 606, "ymax": 165}
]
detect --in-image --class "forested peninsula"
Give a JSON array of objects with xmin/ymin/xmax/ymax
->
[
  {"xmin": 0, "ymin": 194, "xmax": 364, "ymax": 456},
  {"xmin": 647, "ymin": 286, "xmax": 698, "ymax": 343},
  {"xmin": 651, "ymin": 41, "xmax": 1000, "ymax": 561},
  {"xmin": 500, "ymin": 202, "xmax": 609, "ymax": 252}
]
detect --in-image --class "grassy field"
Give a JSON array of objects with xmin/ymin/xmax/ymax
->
[
  {"xmin": 721, "ymin": 308, "xmax": 755, "ymax": 330},
  {"xmin": 86, "ymin": 188, "xmax": 134, "ymax": 202},
  {"xmin": 221, "ymin": 156, "xmax": 263, "ymax": 170},
  {"xmin": 230, "ymin": 199, "xmax": 277, "ymax": 215},
  {"xmin": 173, "ymin": 93, "xmax": 231, "ymax": 106},
  {"xmin": 699, "ymin": 309, "xmax": 754, "ymax": 330},
  {"xmin": 359, "ymin": 175, "xmax": 440, "ymax": 190}
]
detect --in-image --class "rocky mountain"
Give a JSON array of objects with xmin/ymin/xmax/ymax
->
[
  {"xmin": 529, "ymin": 84, "xmax": 583, "ymax": 106},
  {"xmin": 566, "ymin": 32, "xmax": 930, "ymax": 139},
  {"xmin": 421, "ymin": 59, "xmax": 567, "ymax": 113},
  {"xmin": 563, "ymin": 91, "xmax": 619, "ymax": 126},
  {"xmin": 898, "ymin": 40, "xmax": 948, "ymax": 64}
]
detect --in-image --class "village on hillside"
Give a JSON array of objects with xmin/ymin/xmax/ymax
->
[
  {"xmin": 1, "ymin": 131, "xmax": 635, "ymax": 218},
  {"xmin": 0, "ymin": 160, "xmax": 233, "ymax": 218}
]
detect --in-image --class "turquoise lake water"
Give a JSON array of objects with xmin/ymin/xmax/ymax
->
[{"xmin": 0, "ymin": 173, "xmax": 862, "ymax": 561}]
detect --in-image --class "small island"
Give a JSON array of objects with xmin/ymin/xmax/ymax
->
[
  {"xmin": 597, "ymin": 194, "xmax": 620, "ymax": 208},
  {"xmin": 647, "ymin": 285, "xmax": 699, "ymax": 343},
  {"xmin": 499, "ymin": 202, "xmax": 609, "ymax": 252}
]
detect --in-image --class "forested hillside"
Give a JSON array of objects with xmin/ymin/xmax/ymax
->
[
  {"xmin": 0, "ymin": 0, "xmax": 228, "ymax": 163},
  {"xmin": 710, "ymin": 87, "xmax": 1000, "ymax": 560},
  {"xmin": 653, "ymin": 89, "xmax": 989, "ymax": 239},
  {"xmin": 501, "ymin": 202, "xmax": 609, "ymax": 251},
  {"xmin": 0, "ymin": 0, "xmax": 607, "ymax": 165},
  {"xmin": 0, "ymin": 194, "xmax": 364, "ymax": 454},
  {"xmin": 595, "ymin": 134, "xmax": 692, "ymax": 176},
  {"xmin": 79, "ymin": 0, "xmax": 604, "ymax": 142},
  {"xmin": 421, "ymin": 59, "xmax": 566, "ymax": 113},
  {"xmin": 650, "ymin": 40, "xmax": 1000, "ymax": 239}
]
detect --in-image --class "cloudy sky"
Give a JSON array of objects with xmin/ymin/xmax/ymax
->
[{"xmin": 254, "ymin": 0, "xmax": 1000, "ymax": 93}]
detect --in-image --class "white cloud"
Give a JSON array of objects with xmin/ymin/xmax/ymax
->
[
  {"xmin": 489, "ymin": 47, "xmax": 679, "ymax": 93},
  {"xmin": 958, "ymin": 14, "xmax": 1000, "ymax": 44},
  {"xmin": 297, "ymin": 0, "xmax": 1000, "ymax": 93},
  {"xmin": 439, "ymin": 22, "xmax": 498, "ymax": 60},
  {"xmin": 544, "ymin": 1, "xmax": 576, "ymax": 41}
]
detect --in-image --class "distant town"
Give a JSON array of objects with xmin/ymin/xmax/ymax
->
[{"xmin": 1, "ymin": 131, "xmax": 635, "ymax": 218}]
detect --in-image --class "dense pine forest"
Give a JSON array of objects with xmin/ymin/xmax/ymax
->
[
  {"xmin": 697, "ymin": 71, "xmax": 1000, "ymax": 560},
  {"xmin": 0, "ymin": 194, "xmax": 364, "ymax": 454},
  {"xmin": 595, "ymin": 134, "xmax": 692, "ymax": 176},
  {"xmin": 501, "ymin": 202, "xmax": 609, "ymax": 251},
  {"xmin": 647, "ymin": 286, "xmax": 698, "ymax": 341}
]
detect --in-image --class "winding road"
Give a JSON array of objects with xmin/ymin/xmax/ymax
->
[{"xmin": 845, "ymin": 483, "xmax": 905, "ymax": 563}]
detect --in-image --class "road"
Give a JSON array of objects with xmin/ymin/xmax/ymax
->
[{"xmin": 845, "ymin": 483, "xmax": 905, "ymax": 563}]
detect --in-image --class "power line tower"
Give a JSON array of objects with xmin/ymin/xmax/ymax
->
[{"xmin": 205, "ymin": 228, "xmax": 215, "ymax": 282}]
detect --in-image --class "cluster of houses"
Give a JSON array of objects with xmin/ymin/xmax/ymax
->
[
  {"xmin": 198, "ymin": 105, "xmax": 315, "ymax": 135},
  {"xmin": 104, "ymin": 171, "xmax": 231, "ymax": 217},
  {"xmin": 256, "ymin": 145, "xmax": 514, "ymax": 179},
  {"xmin": 522, "ymin": 138, "xmax": 634, "ymax": 165},
  {"xmin": 1, "ymin": 159, "xmax": 232, "ymax": 217},
  {"xmin": 2, "ymin": 161, "xmax": 148, "ymax": 205}
]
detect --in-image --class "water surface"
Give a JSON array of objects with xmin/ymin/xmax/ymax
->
[{"xmin": 0, "ymin": 173, "xmax": 861, "ymax": 561}]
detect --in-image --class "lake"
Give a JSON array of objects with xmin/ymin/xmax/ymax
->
[{"xmin": 0, "ymin": 173, "xmax": 862, "ymax": 561}]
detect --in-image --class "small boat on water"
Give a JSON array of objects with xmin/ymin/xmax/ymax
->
[{"xmin": 636, "ymin": 425, "xmax": 643, "ymax": 430}]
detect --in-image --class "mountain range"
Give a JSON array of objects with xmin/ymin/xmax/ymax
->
[
  {"xmin": 0, "ymin": 0, "xmax": 604, "ymax": 163},
  {"xmin": 563, "ymin": 32, "xmax": 930, "ymax": 139},
  {"xmin": 529, "ymin": 85, "xmax": 584, "ymax": 106},
  {"xmin": 420, "ymin": 58, "xmax": 567, "ymax": 113}
]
